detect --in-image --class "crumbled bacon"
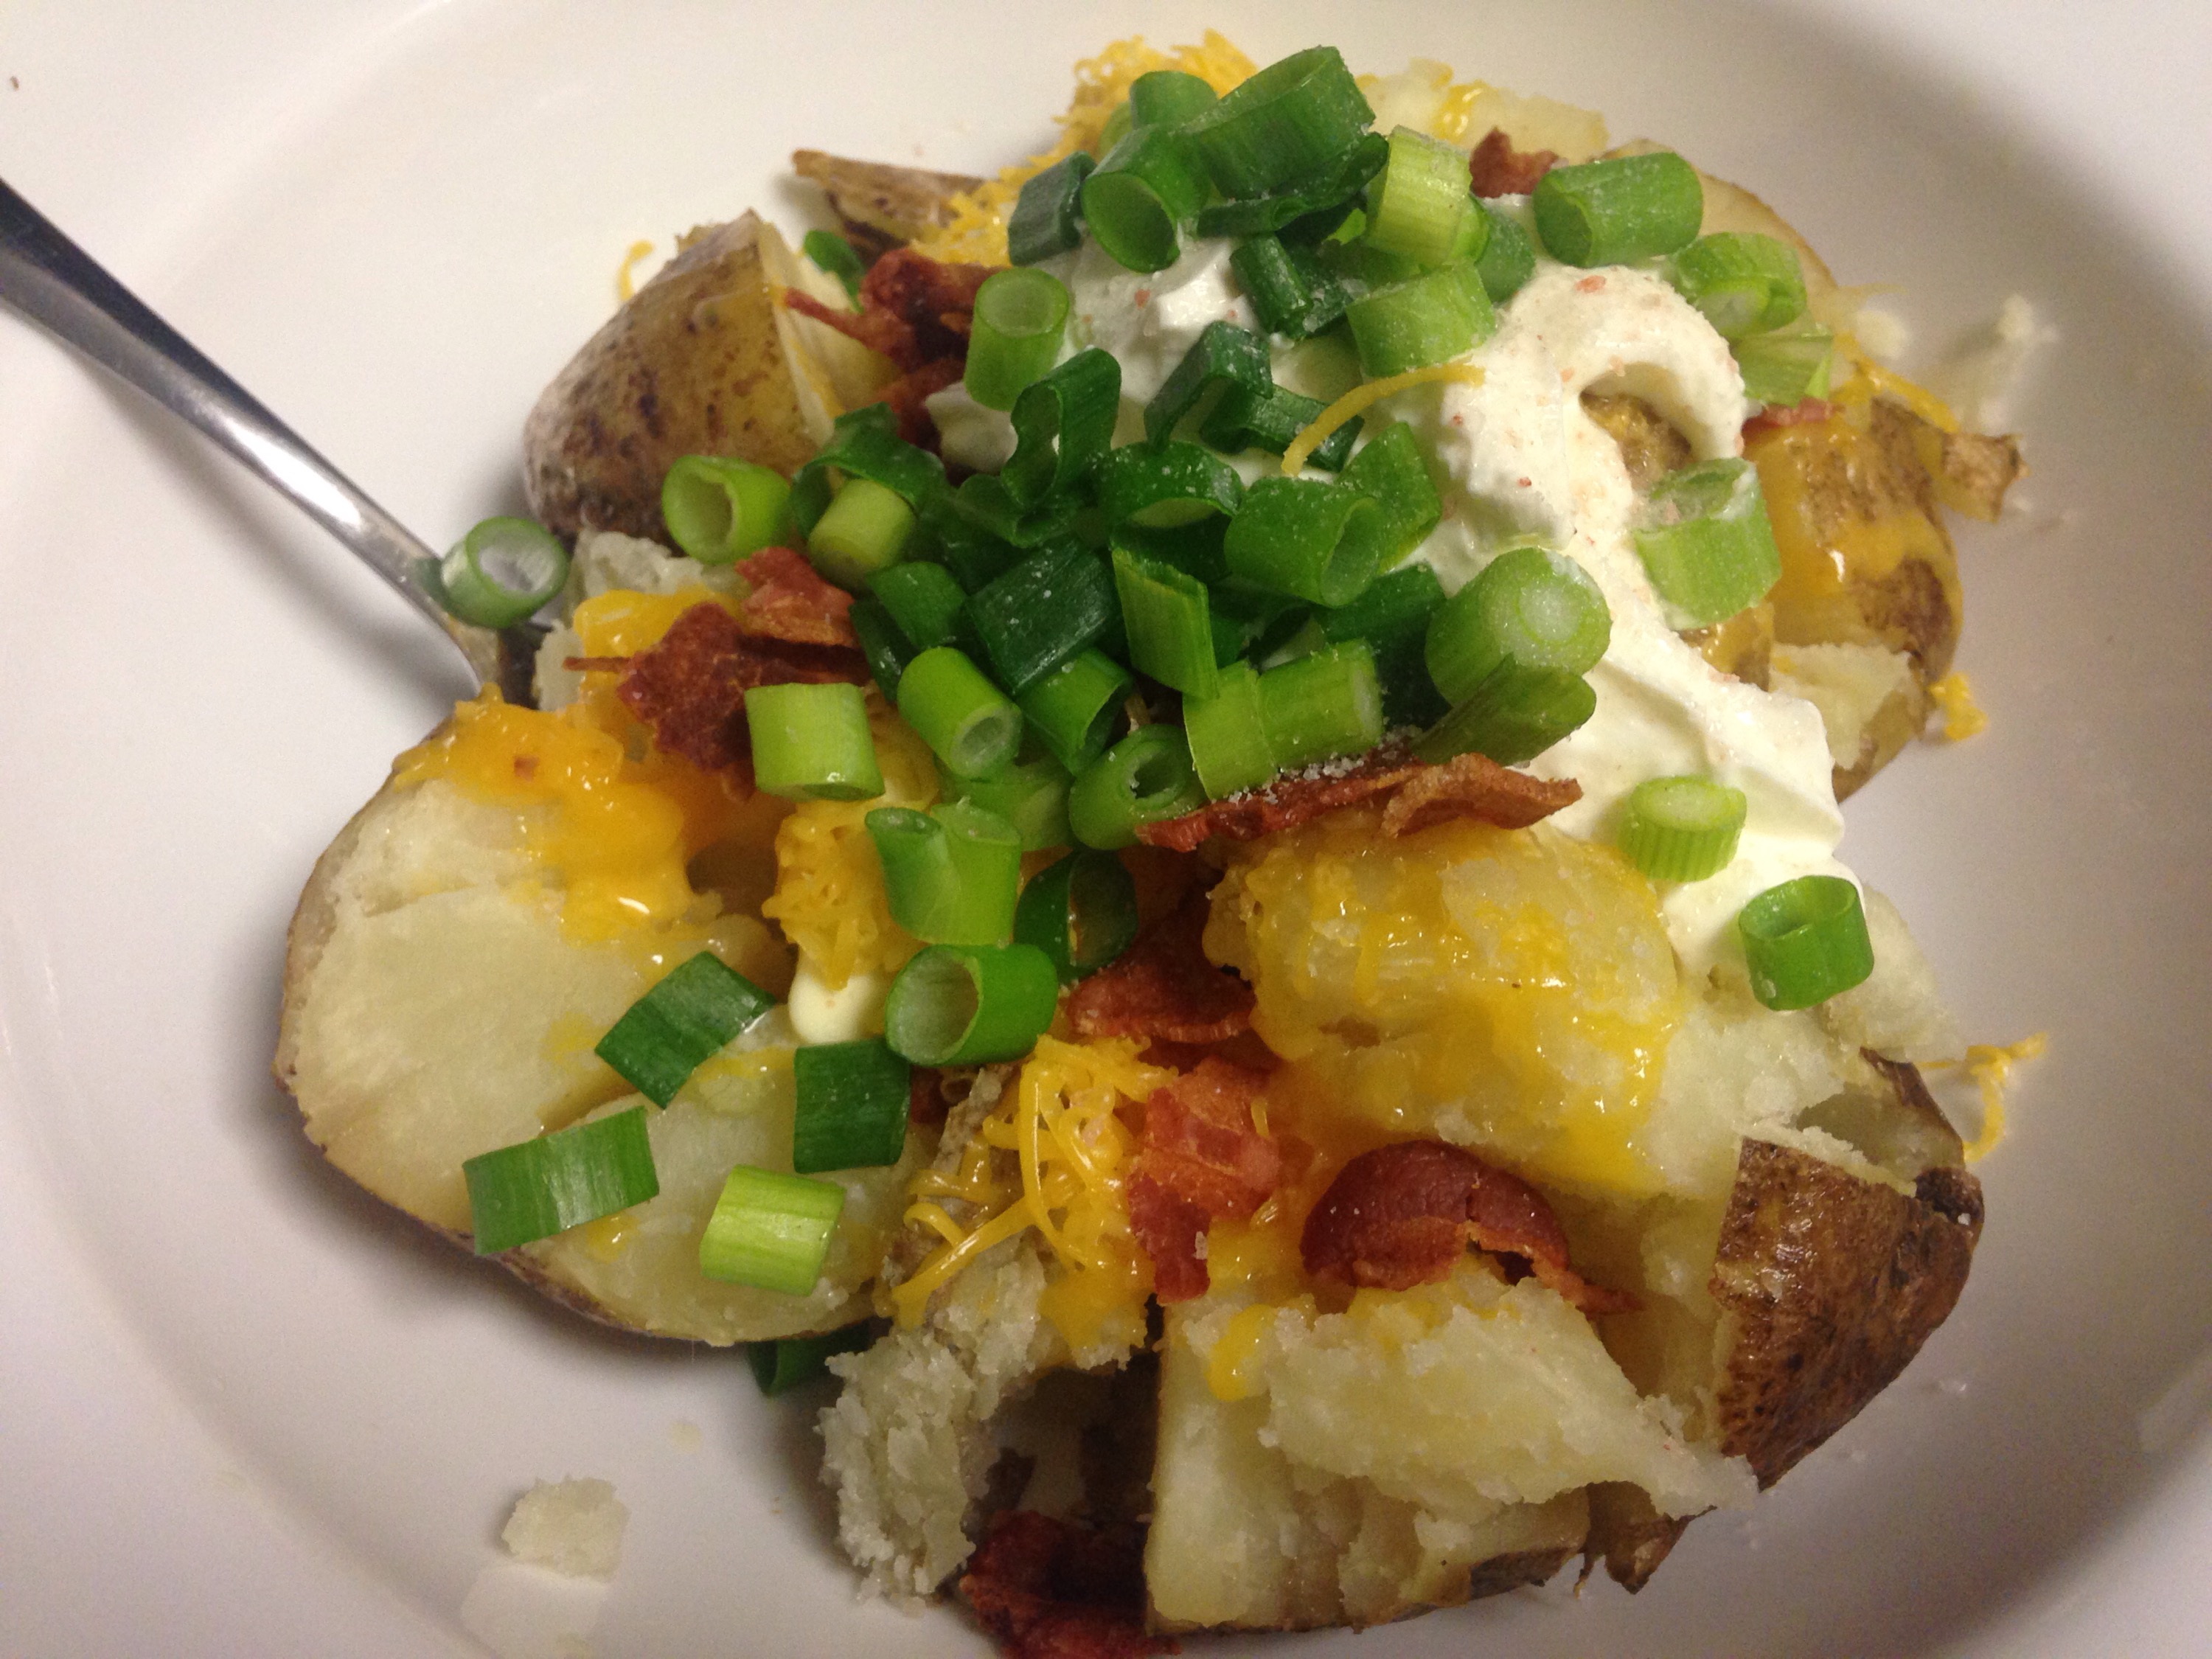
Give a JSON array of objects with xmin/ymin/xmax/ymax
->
[
  {"xmin": 1127, "ymin": 1059, "xmax": 1279, "ymax": 1305},
  {"xmin": 1137, "ymin": 746, "xmax": 1580, "ymax": 852},
  {"xmin": 1301, "ymin": 1141, "xmax": 1639, "ymax": 1315},
  {"xmin": 959, "ymin": 1511, "xmax": 1175, "ymax": 1659},
  {"xmin": 1467, "ymin": 127, "xmax": 1559, "ymax": 197},
  {"xmin": 1064, "ymin": 892, "xmax": 1253, "ymax": 1046},
  {"xmin": 1377, "ymin": 750, "xmax": 1585, "ymax": 838},
  {"xmin": 611, "ymin": 600, "xmax": 867, "ymax": 773},
  {"xmin": 1742, "ymin": 397, "xmax": 1836, "ymax": 440},
  {"xmin": 733, "ymin": 545, "xmax": 858, "ymax": 647},
  {"xmin": 783, "ymin": 247, "xmax": 993, "ymax": 450},
  {"xmin": 877, "ymin": 355, "xmax": 968, "ymax": 448}
]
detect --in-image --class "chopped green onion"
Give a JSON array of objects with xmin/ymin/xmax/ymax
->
[
  {"xmin": 801, "ymin": 230, "xmax": 866, "ymax": 301},
  {"xmin": 1009, "ymin": 152, "xmax": 1097, "ymax": 267},
  {"xmin": 1018, "ymin": 649, "xmax": 1133, "ymax": 773},
  {"xmin": 1425, "ymin": 543, "xmax": 1613, "ymax": 703},
  {"xmin": 1363, "ymin": 125, "xmax": 1475, "ymax": 267},
  {"xmin": 1618, "ymin": 776, "xmax": 1748, "ymax": 884},
  {"xmin": 1192, "ymin": 132, "xmax": 1387, "ymax": 239},
  {"xmin": 930, "ymin": 514, "xmax": 1022, "ymax": 591},
  {"xmin": 1095, "ymin": 102, "xmax": 1134, "ymax": 158},
  {"xmin": 1633, "ymin": 459, "xmax": 1784, "ymax": 627},
  {"xmin": 1471, "ymin": 201, "xmax": 1537, "ymax": 303},
  {"xmin": 595, "ymin": 952, "xmax": 774, "ymax": 1107},
  {"xmin": 1095, "ymin": 441, "xmax": 1245, "ymax": 532},
  {"xmin": 849, "ymin": 594, "xmax": 918, "ymax": 699},
  {"xmin": 1113, "ymin": 546, "xmax": 1219, "ymax": 698},
  {"xmin": 895, "ymin": 646, "xmax": 1023, "ymax": 779},
  {"xmin": 1338, "ymin": 425, "xmax": 1442, "ymax": 568},
  {"xmin": 1258, "ymin": 640, "xmax": 1383, "ymax": 772},
  {"xmin": 1180, "ymin": 46, "xmax": 1374, "ymax": 200},
  {"xmin": 749, "ymin": 1323, "xmax": 873, "ymax": 1395},
  {"xmin": 866, "ymin": 800, "xmax": 1023, "ymax": 945},
  {"xmin": 1321, "ymin": 563, "xmax": 1447, "ymax": 727},
  {"xmin": 463, "ymin": 1107, "xmax": 658, "ymax": 1256},
  {"xmin": 1532, "ymin": 151, "xmax": 1703, "ymax": 267},
  {"xmin": 792, "ymin": 1037, "xmax": 911, "ymax": 1173},
  {"xmin": 698, "ymin": 1165, "xmax": 845, "ymax": 1294},
  {"xmin": 1145, "ymin": 321, "xmax": 1273, "ymax": 447},
  {"xmin": 964, "ymin": 268, "xmax": 1073, "ymax": 411},
  {"xmin": 808, "ymin": 476, "xmax": 916, "ymax": 589},
  {"xmin": 790, "ymin": 403, "xmax": 947, "ymax": 542},
  {"xmin": 745, "ymin": 681, "xmax": 884, "ymax": 802},
  {"xmin": 1003, "ymin": 348, "xmax": 1121, "ymax": 508},
  {"xmin": 1200, "ymin": 382, "xmax": 1358, "ymax": 470},
  {"xmin": 947, "ymin": 751, "xmax": 1074, "ymax": 852},
  {"xmin": 1738, "ymin": 875, "xmax": 1876, "ymax": 1011},
  {"xmin": 661, "ymin": 456, "xmax": 793, "ymax": 566},
  {"xmin": 883, "ymin": 944, "xmax": 1061, "ymax": 1065},
  {"xmin": 1068, "ymin": 723, "xmax": 1206, "ymax": 849},
  {"xmin": 436, "ymin": 517, "xmax": 569, "ymax": 629},
  {"xmin": 1344, "ymin": 263, "xmax": 1496, "ymax": 378},
  {"xmin": 1413, "ymin": 661, "xmax": 1596, "ymax": 768},
  {"xmin": 868, "ymin": 560, "xmax": 967, "ymax": 651},
  {"xmin": 1225, "ymin": 476, "xmax": 1388, "ymax": 608},
  {"xmin": 1445, "ymin": 192, "xmax": 1495, "ymax": 265},
  {"xmin": 1128, "ymin": 69, "xmax": 1219, "ymax": 128},
  {"xmin": 1182, "ymin": 659, "xmax": 1274, "ymax": 799},
  {"xmin": 964, "ymin": 541, "xmax": 1119, "ymax": 695},
  {"xmin": 1082, "ymin": 124, "xmax": 1210, "ymax": 274},
  {"xmin": 1735, "ymin": 321, "xmax": 1836, "ymax": 408},
  {"xmin": 1230, "ymin": 235, "xmax": 1351, "ymax": 341},
  {"xmin": 1207, "ymin": 585, "xmax": 1308, "ymax": 666},
  {"xmin": 1668, "ymin": 232, "xmax": 1808, "ymax": 340},
  {"xmin": 1015, "ymin": 849, "xmax": 1141, "ymax": 984},
  {"xmin": 953, "ymin": 473, "xmax": 1078, "ymax": 549}
]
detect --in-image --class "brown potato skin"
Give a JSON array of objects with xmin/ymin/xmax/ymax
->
[
  {"xmin": 791, "ymin": 150, "xmax": 983, "ymax": 262},
  {"xmin": 522, "ymin": 212, "xmax": 823, "ymax": 544},
  {"xmin": 1711, "ymin": 1139, "xmax": 1983, "ymax": 1486}
]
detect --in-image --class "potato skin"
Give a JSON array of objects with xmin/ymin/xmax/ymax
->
[
  {"xmin": 1711, "ymin": 1138, "xmax": 1983, "ymax": 1487},
  {"xmin": 791, "ymin": 150, "xmax": 983, "ymax": 262},
  {"xmin": 522, "ymin": 212, "xmax": 825, "ymax": 543}
]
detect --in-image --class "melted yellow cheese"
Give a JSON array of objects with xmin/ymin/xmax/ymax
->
[{"xmin": 1928, "ymin": 670, "xmax": 1990, "ymax": 742}]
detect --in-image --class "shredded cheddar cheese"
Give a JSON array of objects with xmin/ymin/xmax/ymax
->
[
  {"xmin": 615, "ymin": 238, "xmax": 657, "ymax": 303},
  {"xmin": 888, "ymin": 1037, "xmax": 1171, "ymax": 1349},
  {"xmin": 1927, "ymin": 671, "xmax": 1990, "ymax": 742},
  {"xmin": 914, "ymin": 33, "xmax": 1256, "ymax": 266},
  {"xmin": 1936, "ymin": 1033, "xmax": 2047, "ymax": 1163},
  {"xmin": 1281, "ymin": 363, "xmax": 1487, "ymax": 475}
]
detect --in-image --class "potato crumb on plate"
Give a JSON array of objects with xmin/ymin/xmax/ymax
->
[{"xmin": 501, "ymin": 1478, "xmax": 629, "ymax": 1580}]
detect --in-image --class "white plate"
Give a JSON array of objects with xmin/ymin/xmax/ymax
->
[{"xmin": 3, "ymin": 3, "xmax": 2209, "ymax": 1655}]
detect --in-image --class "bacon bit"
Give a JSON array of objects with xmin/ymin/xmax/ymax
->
[
  {"xmin": 1742, "ymin": 397, "xmax": 1836, "ymax": 440},
  {"xmin": 959, "ymin": 1512, "xmax": 1176, "ymax": 1659},
  {"xmin": 1301, "ymin": 1140, "xmax": 1639, "ymax": 1316},
  {"xmin": 733, "ymin": 545, "xmax": 858, "ymax": 647},
  {"xmin": 1467, "ymin": 128, "xmax": 1559, "ymax": 198},
  {"xmin": 1127, "ymin": 1175, "xmax": 1211, "ymax": 1305},
  {"xmin": 563, "ymin": 655, "xmax": 632, "ymax": 674},
  {"xmin": 615, "ymin": 601, "xmax": 868, "ymax": 773},
  {"xmin": 1377, "ymin": 750, "xmax": 1583, "ymax": 838},
  {"xmin": 785, "ymin": 247, "xmax": 991, "ymax": 450},
  {"xmin": 783, "ymin": 288, "xmax": 917, "ymax": 363},
  {"xmin": 877, "ymin": 355, "xmax": 967, "ymax": 448},
  {"xmin": 1127, "ymin": 1059, "xmax": 1279, "ymax": 1304},
  {"xmin": 1065, "ymin": 891, "xmax": 1253, "ymax": 1046},
  {"xmin": 909, "ymin": 1065, "xmax": 952, "ymax": 1128},
  {"xmin": 1138, "ymin": 746, "xmax": 1579, "ymax": 852}
]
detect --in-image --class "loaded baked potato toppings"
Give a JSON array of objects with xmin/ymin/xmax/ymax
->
[{"xmin": 274, "ymin": 33, "xmax": 2022, "ymax": 1655}]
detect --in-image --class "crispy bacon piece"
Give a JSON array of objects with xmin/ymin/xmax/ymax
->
[
  {"xmin": 1137, "ymin": 746, "xmax": 1580, "ymax": 852},
  {"xmin": 959, "ymin": 1511, "xmax": 1176, "ymax": 1659},
  {"xmin": 1300, "ymin": 1140, "xmax": 1639, "ymax": 1316},
  {"xmin": 877, "ymin": 355, "xmax": 968, "ymax": 448},
  {"xmin": 1742, "ymin": 397, "xmax": 1837, "ymax": 441},
  {"xmin": 733, "ymin": 545, "xmax": 858, "ymax": 647},
  {"xmin": 1064, "ymin": 892, "xmax": 1253, "ymax": 1046},
  {"xmin": 1127, "ymin": 1058, "xmax": 1280, "ymax": 1305},
  {"xmin": 785, "ymin": 246, "xmax": 992, "ymax": 373},
  {"xmin": 612, "ymin": 601, "xmax": 867, "ymax": 773},
  {"xmin": 1377, "ymin": 750, "xmax": 1584, "ymax": 838},
  {"xmin": 1467, "ymin": 127, "xmax": 1560, "ymax": 198}
]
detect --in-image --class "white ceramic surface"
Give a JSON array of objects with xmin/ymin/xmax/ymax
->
[{"xmin": 2, "ymin": 3, "xmax": 2208, "ymax": 1655}]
